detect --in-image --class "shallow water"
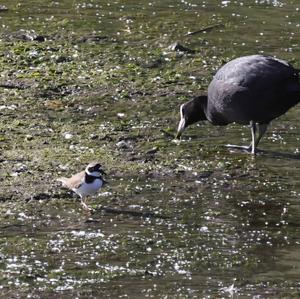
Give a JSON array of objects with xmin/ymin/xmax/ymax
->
[{"xmin": 0, "ymin": 0, "xmax": 300, "ymax": 298}]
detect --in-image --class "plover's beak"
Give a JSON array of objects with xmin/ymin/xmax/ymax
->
[
  {"xmin": 176, "ymin": 117, "xmax": 186, "ymax": 139},
  {"xmin": 100, "ymin": 169, "xmax": 107, "ymax": 175}
]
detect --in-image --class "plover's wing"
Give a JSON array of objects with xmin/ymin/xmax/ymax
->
[{"xmin": 57, "ymin": 171, "xmax": 85, "ymax": 190}]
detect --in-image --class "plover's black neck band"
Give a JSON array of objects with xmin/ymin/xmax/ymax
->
[{"xmin": 85, "ymin": 172, "xmax": 102, "ymax": 183}]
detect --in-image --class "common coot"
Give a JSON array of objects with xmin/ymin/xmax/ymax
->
[{"xmin": 176, "ymin": 55, "xmax": 300, "ymax": 154}]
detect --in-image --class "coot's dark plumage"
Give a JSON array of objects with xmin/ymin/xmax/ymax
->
[{"xmin": 176, "ymin": 55, "xmax": 300, "ymax": 154}]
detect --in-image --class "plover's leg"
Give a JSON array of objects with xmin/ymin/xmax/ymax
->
[{"xmin": 80, "ymin": 197, "xmax": 93, "ymax": 212}]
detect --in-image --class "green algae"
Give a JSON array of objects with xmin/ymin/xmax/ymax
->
[{"xmin": 0, "ymin": 0, "xmax": 300, "ymax": 298}]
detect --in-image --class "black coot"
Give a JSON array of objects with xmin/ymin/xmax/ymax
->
[{"xmin": 176, "ymin": 55, "xmax": 300, "ymax": 154}]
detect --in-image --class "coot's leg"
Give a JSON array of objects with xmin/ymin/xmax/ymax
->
[
  {"xmin": 225, "ymin": 121, "xmax": 258, "ymax": 154},
  {"xmin": 250, "ymin": 121, "xmax": 257, "ymax": 154},
  {"xmin": 255, "ymin": 123, "xmax": 268, "ymax": 148},
  {"xmin": 248, "ymin": 122, "xmax": 268, "ymax": 154}
]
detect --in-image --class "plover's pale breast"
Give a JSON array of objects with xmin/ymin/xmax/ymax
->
[{"xmin": 74, "ymin": 178, "xmax": 103, "ymax": 198}]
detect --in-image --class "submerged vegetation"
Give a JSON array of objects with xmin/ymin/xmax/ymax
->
[{"xmin": 0, "ymin": 0, "xmax": 300, "ymax": 298}]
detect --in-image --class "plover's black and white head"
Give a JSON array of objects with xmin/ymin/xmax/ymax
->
[{"xmin": 57, "ymin": 162, "xmax": 106, "ymax": 211}]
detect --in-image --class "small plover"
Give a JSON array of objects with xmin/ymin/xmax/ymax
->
[{"xmin": 57, "ymin": 162, "xmax": 106, "ymax": 210}]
